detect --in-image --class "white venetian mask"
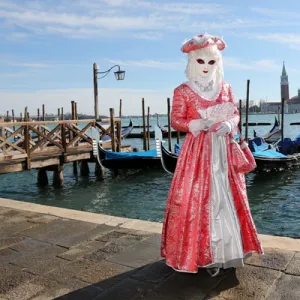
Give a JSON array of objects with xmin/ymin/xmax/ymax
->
[{"xmin": 185, "ymin": 45, "xmax": 224, "ymax": 100}]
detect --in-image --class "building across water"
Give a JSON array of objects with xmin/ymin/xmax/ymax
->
[{"xmin": 261, "ymin": 62, "xmax": 300, "ymax": 113}]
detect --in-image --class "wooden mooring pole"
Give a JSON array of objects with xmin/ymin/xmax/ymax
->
[
  {"xmin": 147, "ymin": 106, "xmax": 150, "ymax": 150},
  {"xmin": 142, "ymin": 98, "xmax": 147, "ymax": 151},
  {"xmin": 119, "ymin": 99, "xmax": 122, "ymax": 118},
  {"xmin": 75, "ymin": 102, "xmax": 78, "ymax": 121},
  {"xmin": 12, "ymin": 109, "xmax": 15, "ymax": 132},
  {"xmin": 110, "ymin": 108, "xmax": 116, "ymax": 152},
  {"xmin": 167, "ymin": 98, "xmax": 172, "ymax": 152},
  {"xmin": 116, "ymin": 121, "xmax": 121, "ymax": 152},
  {"xmin": 53, "ymin": 165, "xmax": 64, "ymax": 187},
  {"xmin": 281, "ymin": 97, "xmax": 284, "ymax": 141},
  {"xmin": 110, "ymin": 108, "xmax": 118, "ymax": 177},
  {"xmin": 239, "ymin": 99, "xmax": 242, "ymax": 134},
  {"xmin": 177, "ymin": 131, "xmax": 180, "ymax": 145},
  {"xmin": 37, "ymin": 168, "xmax": 48, "ymax": 187},
  {"xmin": 79, "ymin": 160, "xmax": 89, "ymax": 177},
  {"xmin": 245, "ymin": 80, "xmax": 250, "ymax": 141},
  {"xmin": 24, "ymin": 107, "xmax": 28, "ymax": 121},
  {"xmin": 71, "ymin": 101, "xmax": 78, "ymax": 175},
  {"xmin": 93, "ymin": 63, "xmax": 99, "ymax": 120}
]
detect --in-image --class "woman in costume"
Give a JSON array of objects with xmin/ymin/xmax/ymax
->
[{"xmin": 161, "ymin": 34, "xmax": 263, "ymax": 277}]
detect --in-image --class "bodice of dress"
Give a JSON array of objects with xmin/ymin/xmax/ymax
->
[{"xmin": 171, "ymin": 82, "xmax": 239, "ymax": 133}]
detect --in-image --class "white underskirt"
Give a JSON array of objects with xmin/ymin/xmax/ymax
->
[{"xmin": 208, "ymin": 133, "xmax": 245, "ymax": 269}]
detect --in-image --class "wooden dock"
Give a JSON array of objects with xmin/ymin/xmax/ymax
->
[{"xmin": 0, "ymin": 118, "xmax": 125, "ymax": 185}]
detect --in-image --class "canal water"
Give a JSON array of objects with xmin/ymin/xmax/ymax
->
[{"xmin": 0, "ymin": 114, "xmax": 299, "ymax": 238}]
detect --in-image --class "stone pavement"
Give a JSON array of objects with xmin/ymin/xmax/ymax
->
[{"xmin": 0, "ymin": 202, "xmax": 300, "ymax": 300}]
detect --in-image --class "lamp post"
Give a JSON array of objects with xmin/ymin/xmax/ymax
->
[{"xmin": 93, "ymin": 63, "xmax": 125, "ymax": 120}]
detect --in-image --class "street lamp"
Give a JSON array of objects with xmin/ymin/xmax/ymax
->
[{"xmin": 93, "ymin": 63, "xmax": 126, "ymax": 120}]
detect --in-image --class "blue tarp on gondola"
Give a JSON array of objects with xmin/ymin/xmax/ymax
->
[
  {"xmin": 253, "ymin": 149, "xmax": 287, "ymax": 158},
  {"xmin": 105, "ymin": 149, "xmax": 158, "ymax": 160}
]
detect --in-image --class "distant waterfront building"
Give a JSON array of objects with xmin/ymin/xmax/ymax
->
[
  {"xmin": 261, "ymin": 102, "xmax": 281, "ymax": 114},
  {"xmin": 287, "ymin": 88, "xmax": 300, "ymax": 113},
  {"xmin": 260, "ymin": 62, "xmax": 300, "ymax": 113}
]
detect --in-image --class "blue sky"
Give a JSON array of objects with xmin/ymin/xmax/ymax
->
[{"xmin": 1, "ymin": 0, "xmax": 300, "ymax": 116}]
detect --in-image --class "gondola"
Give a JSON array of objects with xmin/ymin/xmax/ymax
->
[
  {"xmin": 100, "ymin": 119, "xmax": 133, "ymax": 143},
  {"xmin": 263, "ymin": 117, "xmax": 281, "ymax": 143},
  {"xmin": 158, "ymin": 133, "xmax": 300, "ymax": 174},
  {"xmin": 160, "ymin": 141, "xmax": 179, "ymax": 174},
  {"xmin": 95, "ymin": 138, "xmax": 162, "ymax": 170}
]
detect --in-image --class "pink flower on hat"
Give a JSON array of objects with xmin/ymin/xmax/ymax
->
[{"xmin": 181, "ymin": 34, "xmax": 226, "ymax": 53}]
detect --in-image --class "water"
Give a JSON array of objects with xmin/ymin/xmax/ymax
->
[{"xmin": 0, "ymin": 114, "xmax": 300, "ymax": 238}]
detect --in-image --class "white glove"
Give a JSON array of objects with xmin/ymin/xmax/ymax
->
[
  {"xmin": 188, "ymin": 119, "xmax": 214, "ymax": 137},
  {"xmin": 216, "ymin": 121, "xmax": 232, "ymax": 137}
]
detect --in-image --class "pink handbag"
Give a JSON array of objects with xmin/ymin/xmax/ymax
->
[{"xmin": 230, "ymin": 132, "xmax": 256, "ymax": 174}]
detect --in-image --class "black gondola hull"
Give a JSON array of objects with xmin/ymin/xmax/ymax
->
[
  {"xmin": 97, "ymin": 143, "xmax": 162, "ymax": 170},
  {"xmin": 160, "ymin": 142, "xmax": 299, "ymax": 174},
  {"xmin": 254, "ymin": 156, "xmax": 298, "ymax": 171}
]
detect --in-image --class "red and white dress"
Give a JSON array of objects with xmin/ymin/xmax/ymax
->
[{"xmin": 161, "ymin": 82, "xmax": 263, "ymax": 273}]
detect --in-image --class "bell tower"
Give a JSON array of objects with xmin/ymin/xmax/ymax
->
[{"xmin": 281, "ymin": 61, "xmax": 289, "ymax": 102}]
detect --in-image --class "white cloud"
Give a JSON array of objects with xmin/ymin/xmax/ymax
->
[
  {"xmin": 106, "ymin": 59, "xmax": 184, "ymax": 70},
  {"xmin": 2, "ymin": 1, "xmax": 300, "ymax": 40},
  {"xmin": 254, "ymin": 33, "xmax": 300, "ymax": 51},
  {"xmin": 0, "ymin": 87, "xmax": 173, "ymax": 116},
  {"xmin": 224, "ymin": 57, "xmax": 281, "ymax": 71},
  {"xmin": 251, "ymin": 7, "xmax": 300, "ymax": 19}
]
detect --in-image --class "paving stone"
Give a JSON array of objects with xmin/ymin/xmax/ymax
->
[
  {"xmin": 0, "ymin": 207, "xmax": 13, "ymax": 215},
  {"xmin": 0, "ymin": 220, "xmax": 38, "ymax": 237},
  {"xmin": 107, "ymin": 242, "xmax": 161, "ymax": 268},
  {"xmin": 57, "ymin": 240, "xmax": 106, "ymax": 261},
  {"xmin": 96, "ymin": 230, "xmax": 127, "ymax": 243},
  {"xmin": 10, "ymin": 237, "xmax": 65, "ymax": 257},
  {"xmin": 207, "ymin": 265, "xmax": 281, "ymax": 300},
  {"xmin": 131, "ymin": 260, "xmax": 174, "ymax": 284},
  {"xmin": 12, "ymin": 255, "xmax": 68, "ymax": 275},
  {"xmin": 285, "ymin": 254, "xmax": 300, "ymax": 276},
  {"xmin": 93, "ymin": 278, "xmax": 153, "ymax": 300},
  {"xmin": 56, "ymin": 224, "xmax": 119, "ymax": 249},
  {"xmin": 57, "ymin": 286, "xmax": 104, "ymax": 300},
  {"xmin": 30, "ymin": 287, "xmax": 72, "ymax": 300},
  {"xmin": 140, "ymin": 290, "xmax": 182, "ymax": 300},
  {"xmin": 266, "ymin": 274, "xmax": 300, "ymax": 300},
  {"xmin": 154, "ymin": 268, "xmax": 223, "ymax": 300},
  {"xmin": 245, "ymin": 248, "xmax": 295, "ymax": 271},
  {"xmin": 1, "ymin": 209, "xmax": 24, "ymax": 218},
  {"xmin": 0, "ymin": 236, "xmax": 26, "ymax": 250},
  {"xmin": 1, "ymin": 281, "xmax": 45, "ymax": 300},
  {"xmin": 115, "ymin": 228, "xmax": 153, "ymax": 237},
  {"xmin": 143, "ymin": 233, "xmax": 162, "ymax": 246},
  {"xmin": 0, "ymin": 210, "xmax": 39, "ymax": 224},
  {"xmin": 96, "ymin": 268, "xmax": 142, "ymax": 290},
  {"xmin": 14, "ymin": 210, "xmax": 40, "ymax": 219},
  {"xmin": 76, "ymin": 260, "xmax": 134, "ymax": 288},
  {"xmin": 102, "ymin": 234, "xmax": 144, "ymax": 253},
  {"xmin": 0, "ymin": 248, "xmax": 22, "ymax": 266},
  {"xmin": 88, "ymin": 234, "xmax": 145, "ymax": 262},
  {"xmin": 18, "ymin": 219, "xmax": 100, "ymax": 247},
  {"xmin": 45, "ymin": 259, "xmax": 133, "ymax": 289},
  {"xmin": 27, "ymin": 214, "xmax": 60, "ymax": 224},
  {"xmin": 294, "ymin": 252, "xmax": 300, "ymax": 259},
  {"xmin": 0, "ymin": 264, "xmax": 36, "ymax": 294}
]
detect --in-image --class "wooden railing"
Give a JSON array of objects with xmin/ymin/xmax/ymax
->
[{"xmin": 0, "ymin": 119, "xmax": 121, "ymax": 171}]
